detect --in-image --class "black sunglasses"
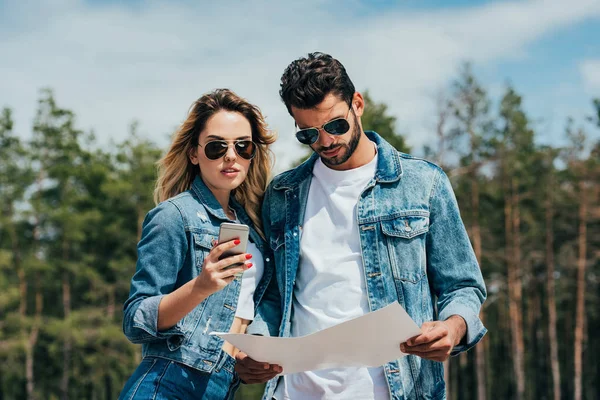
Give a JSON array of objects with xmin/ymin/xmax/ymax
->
[
  {"xmin": 295, "ymin": 107, "xmax": 352, "ymax": 145},
  {"xmin": 198, "ymin": 139, "xmax": 256, "ymax": 160}
]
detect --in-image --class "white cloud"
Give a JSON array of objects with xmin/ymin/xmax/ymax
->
[
  {"xmin": 580, "ymin": 59, "xmax": 600, "ymax": 94},
  {"xmin": 1, "ymin": 0, "xmax": 599, "ymax": 171}
]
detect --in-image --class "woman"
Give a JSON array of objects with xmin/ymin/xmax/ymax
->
[{"xmin": 119, "ymin": 89, "xmax": 276, "ymax": 399}]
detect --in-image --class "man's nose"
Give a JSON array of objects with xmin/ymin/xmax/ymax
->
[{"xmin": 317, "ymin": 128, "xmax": 335, "ymax": 147}]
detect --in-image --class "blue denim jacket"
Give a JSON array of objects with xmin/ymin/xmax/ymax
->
[
  {"xmin": 250, "ymin": 131, "xmax": 487, "ymax": 400},
  {"xmin": 122, "ymin": 176, "xmax": 274, "ymax": 373}
]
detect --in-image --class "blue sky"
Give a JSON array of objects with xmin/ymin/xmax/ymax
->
[{"xmin": 1, "ymin": 0, "xmax": 599, "ymax": 170}]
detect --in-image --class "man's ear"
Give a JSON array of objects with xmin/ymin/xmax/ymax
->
[{"xmin": 352, "ymin": 92, "xmax": 365, "ymax": 118}]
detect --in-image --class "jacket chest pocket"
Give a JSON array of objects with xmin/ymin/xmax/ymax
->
[
  {"xmin": 192, "ymin": 232, "xmax": 217, "ymax": 273},
  {"xmin": 380, "ymin": 214, "xmax": 429, "ymax": 283}
]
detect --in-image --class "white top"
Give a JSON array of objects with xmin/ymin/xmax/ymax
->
[
  {"xmin": 235, "ymin": 240, "xmax": 264, "ymax": 320},
  {"xmin": 275, "ymin": 149, "xmax": 390, "ymax": 400}
]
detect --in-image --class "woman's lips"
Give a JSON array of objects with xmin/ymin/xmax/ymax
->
[{"xmin": 221, "ymin": 168, "xmax": 240, "ymax": 177}]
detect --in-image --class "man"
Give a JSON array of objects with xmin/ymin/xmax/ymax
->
[{"xmin": 236, "ymin": 52, "xmax": 487, "ymax": 400}]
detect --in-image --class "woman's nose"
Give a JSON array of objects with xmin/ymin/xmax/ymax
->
[{"xmin": 223, "ymin": 145, "xmax": 237, "ymax": 162}]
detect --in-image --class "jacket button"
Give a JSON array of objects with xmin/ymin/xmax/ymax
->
[
  {"xmin": 405, "ymin": 226, "xmax": 412, "ymax": 232},
  {"xmin": 265, "ymin": 257, "xmax": 270, "ymax": 262}
]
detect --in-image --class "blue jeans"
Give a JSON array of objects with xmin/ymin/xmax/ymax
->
[{"xmin": 119, "ymin": 352, "xmax": 240, "ymax": 400}]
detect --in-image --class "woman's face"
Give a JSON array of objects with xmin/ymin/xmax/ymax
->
[{"xmin": 190, "ymin": 110, "xmax": 253, "ymax": 195}]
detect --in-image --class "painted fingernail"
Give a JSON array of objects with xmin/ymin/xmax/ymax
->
[
  {"xmin": 245, "ymin": 254, "xmax": 253, "ymax": 260},
  {"xmin": 234, "ymin": 239, "xmax": 241, "ymax": 245},
  {"xmin": 246, "ymin": 263, "xmax": 253, "ymax": 269}
]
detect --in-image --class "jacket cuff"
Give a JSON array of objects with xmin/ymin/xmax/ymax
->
[
  {"xmin": 439, "ymin": 304, "xmax": 487, "ymax": 356},
  {"xmin": 131, "ymin": 295, "xmax": 186, "ymax": 342}
]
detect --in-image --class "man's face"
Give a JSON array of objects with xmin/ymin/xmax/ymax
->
[{"xmin": 291, "ymin": 93, "xmax": 363, "ymax": 169}]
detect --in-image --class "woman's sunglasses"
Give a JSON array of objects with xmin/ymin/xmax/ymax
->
[
  {"xmin": 295, "ymin": 107, "xmax": 352, "ymax": 145},
  {"xmin": 198, "ymin": 140, "xmax": 256, "ymax": 160}
]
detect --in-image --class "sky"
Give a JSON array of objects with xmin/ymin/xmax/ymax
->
[{"xmin": 1, "ymin": 0, "xmax": 599, "ymax": 171}]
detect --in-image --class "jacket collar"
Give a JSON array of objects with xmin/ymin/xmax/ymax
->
[
  {"xmin": 190, "ymin": 175, "xmax": 231, "ymax": 220},
  {"xmin": 273, "ymin": 131, "xmax": 403, "ymax": 190}
]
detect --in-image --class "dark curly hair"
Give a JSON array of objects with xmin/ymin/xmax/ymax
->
[{"xmin": 279, "ymin": 52, "xmax": 355, "ymax": 116}]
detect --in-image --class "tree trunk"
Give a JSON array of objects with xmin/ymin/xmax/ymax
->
[
  {"xmin": 137, "ymin": 205, "xmax": 144, "ymax": 241},
  {"xmin": 574, "ymin": 183, "xmax": 587, "ymax": 400},
  {"xmin": 545, "ymin": 183, "xmax": 561, "ymax": 400},
  {"xmin": 104, "ymin": 375, "xmax": 112, "ymax": 400},
  {"xmin": 470, "ymin": 173, "xmax": 486, "ymax": 400},
  {"xmin": 511, "ymin": 183, "xmax": 525, "ymax": 400},
  {"xmin": 506, "ymin": 177, "xmax": 525, "ymax": 400},
  {"xmin": 5, "ymin": 205, "xmax": 29, "ymax": 397},
  {"xmin": 26, "ymin": 277, "xmax": 43, "ymax": 400},
  {"xmin": 61, "ymin": 268, "xmax": 72, "ymax": 400},
  {"xmin": 27, "ymin": 178, "xmax": 44, "ymax": 400},
  {"xmin": 435, "ymin": 90, "xmax": 448, "ymax": 167},
  {"xmin": 107, "ymin": 285, "xmax": 115, "ymax": 320}
]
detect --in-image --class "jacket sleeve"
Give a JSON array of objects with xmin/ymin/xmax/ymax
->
[
  {"xmin": 122, "ymin": 201, "xmax": 189, "ymax": 344},
  {"xmin": 246, "ymin": 184, "xmax": 282, "ymax": 337},
  {"xmin": 426, "ymin": 168, "xmax": 487, "ymax": 356}
]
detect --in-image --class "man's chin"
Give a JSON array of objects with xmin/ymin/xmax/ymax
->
[
  {"xmin": 320, "ymin": 154, "xmax": 348, "ymax": 167},
  {"xmin": 318, "ymin": 147, "xmax": 348, "ymax": 165}
]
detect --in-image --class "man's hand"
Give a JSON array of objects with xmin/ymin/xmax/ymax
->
[
  {"xmin": 400, "ymin": 315, "xmax": 466, "ymax": 362},
  {"xmin": 234, "ymin": 351, "xmax": 282, "ymax": 384}
]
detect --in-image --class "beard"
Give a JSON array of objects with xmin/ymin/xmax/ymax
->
[{"xmin": 317, "ymin": 115, "xmax": 361, "ymax": 167}]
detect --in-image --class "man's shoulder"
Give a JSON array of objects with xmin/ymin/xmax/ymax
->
[{"xmin": 394, "ymin": 151, "xmax": 445, "ymax": 182}]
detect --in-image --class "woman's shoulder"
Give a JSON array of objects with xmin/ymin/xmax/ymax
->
[
  {"xmin": 164, "ymin": 190, "xmax": 197, "ymax": 210},
  {"xmin": 145, "ymin": 190, "xmax": 201, "ymax": 226},
  {"xmin": 143, "ymin": 200, "xmax": 184, "ymax": 228}
]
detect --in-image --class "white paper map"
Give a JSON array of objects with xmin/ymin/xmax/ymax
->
[{"xmin": 210, "ymin": 301, "xmax": 421, "ymax": 375}]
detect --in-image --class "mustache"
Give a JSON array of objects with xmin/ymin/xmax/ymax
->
[{"xmin": 317, "ymin": 144, "xmax": 342, "ymax": 153}]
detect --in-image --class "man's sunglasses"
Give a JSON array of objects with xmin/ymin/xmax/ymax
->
[
  {"xmin": 295, "ymin": 107, "xmax": 352, "ymax": 145},
  {"xmin": 198, "ymin": 140, "xmax": 256, "ymax": 160}
]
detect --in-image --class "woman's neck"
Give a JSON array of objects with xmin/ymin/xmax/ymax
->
[
  {"xmin": 201, "ymin": 177, "xmax": 235, "ymax": 219},
  {"xmin": 214, "ymin": 190, "xmax": 238, "ymax": 220}
]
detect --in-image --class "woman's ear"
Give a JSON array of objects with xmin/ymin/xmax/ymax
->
[{"xmin": 189, "ymin": 146, "xmax": 199, "ymax": 165}]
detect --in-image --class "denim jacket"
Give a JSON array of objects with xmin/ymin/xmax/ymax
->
[
  {"xmin": 122, "ymin": 176, "xmax": 274, "ymax": 373},
  {"xmin": 250, "ymin": 131, "xmax": 487, "ymax": 400}
]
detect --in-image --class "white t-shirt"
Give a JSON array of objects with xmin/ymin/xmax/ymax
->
[
  {"xmin": 275, "ymin": 150, "xmax": 390, "ymax": 400},
  {"xmin": 235, "ymin": 241, "xmax": 264, "ymax": 320}
]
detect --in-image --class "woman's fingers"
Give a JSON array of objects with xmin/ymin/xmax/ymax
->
[
  {"xmin": 219, "ymin": 263, "xmax": 251, "ymax": 278},
  {"xmin": 208, "ymin": 238, "xmax": 241, "ymax": 261},
  {"xmin": 217, "ymin": 253, "xmax": 251, "ymax": 271}
]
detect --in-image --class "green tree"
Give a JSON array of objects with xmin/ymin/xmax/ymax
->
[
  {"xmin": 0, "ymin": 107, "xmax": 35, "ymax": 400},
  {"xmin": 445, "ymin": 63, "xmax": 492, "ymax": 400}
]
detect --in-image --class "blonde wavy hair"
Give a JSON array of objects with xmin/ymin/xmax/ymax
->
[{"xmin": 154, "ymin": 89, "xmax": 276, "ymax": 239}]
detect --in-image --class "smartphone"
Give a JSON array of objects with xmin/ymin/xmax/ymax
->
[{"xmin": 218, "ymin": 222, "xmax": 250, "ymax": 270}]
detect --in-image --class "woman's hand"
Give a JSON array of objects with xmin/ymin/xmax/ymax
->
[{"xmin": 193, "ymin": 238, "xmax": 252, "ymax": 297}]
